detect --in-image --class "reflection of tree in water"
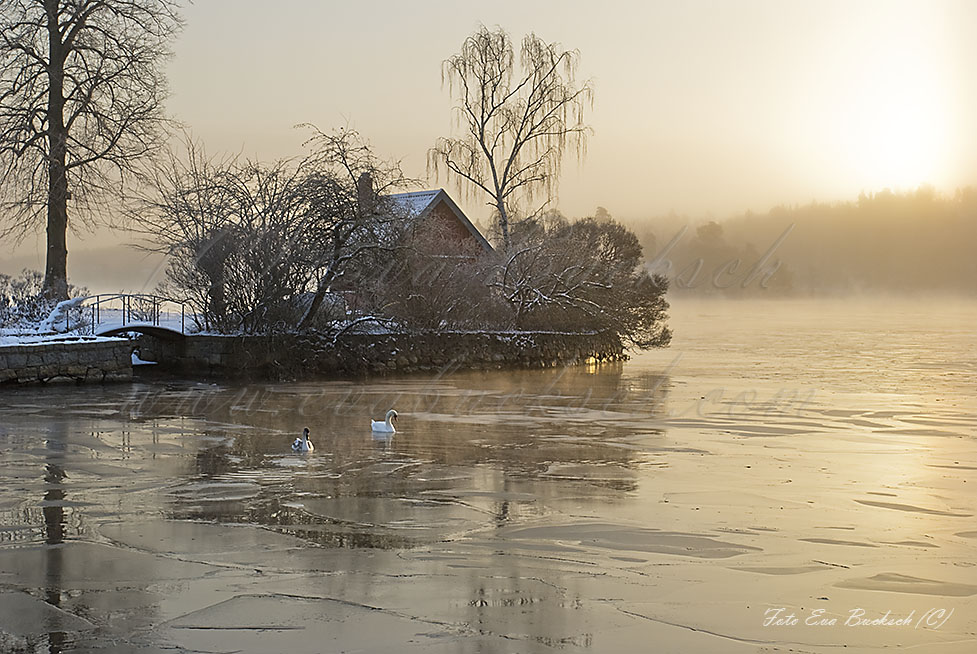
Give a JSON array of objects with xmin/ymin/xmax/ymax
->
[
  {"xmin": 253, "ymin": 497, "xmax": 419, "ymax": 549},
  {"xmin": 43, "ymin": 463, "xmax": 67, "ymax": 545},
  {"xmin": 495, "ymin": 499, "xmax": 510, "ymax": 526},
  {"xmin": 175, "ymin": 441, "xmax": 426, "ymax": 549},
  {"xmin": 0, "ymin": 419, "xmax": 82, "ymax": 653},
  {"xmin": 380, "ymin": 365, "xmax": 670, "ymax": 489},
  {"xmin": 43, "ymin": 423, "xmax": 68, "ymax": 654},
  {"xmin": 0, "ymin": 402, "xmax": 178, "ymax": 653},
  {"xmin": 193, "ymin": 441, "xmax": 236, "ymax": 478},
  {"xmin": 465, "ymin": 566, "xmax": 594, "ymax": 649},
  {"xmin": 128, "ymin": 365, "xmax": 673, "ymax": 649},
  {"xmin": 161, "ymin": 364, "xmax": 670, "ymax": 553},
  {"xmin": 192, "ymin": 430, "xmax": 277, "ymax": 478}
]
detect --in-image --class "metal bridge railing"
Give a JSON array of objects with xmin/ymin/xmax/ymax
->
[{"xmin": 80, "ymin": 294, "xmax": 187, "ymax": 335}]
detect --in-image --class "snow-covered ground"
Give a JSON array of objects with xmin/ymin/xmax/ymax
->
[
  {"xmin": 1, "ymin": 296, "xmax": 190, "ymax": 347},
  {"xmin": 0, "ymin": 332, "xmax": 126, "ymax": 347}
]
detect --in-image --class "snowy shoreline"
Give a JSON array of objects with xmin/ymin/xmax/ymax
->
[{"xmin": 0, "ymin": 332, "xmax": 127, "ymax": 348}]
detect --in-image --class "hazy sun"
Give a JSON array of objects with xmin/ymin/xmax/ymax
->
[
  {"xmin": 836, "ymin": 18, "xmax": 951, "ymax": 191},
  {"xmin": 845, "ymin": 86, "xmax": 947, "ymax": 190}
]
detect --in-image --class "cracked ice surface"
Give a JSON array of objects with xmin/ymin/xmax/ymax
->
[{"xmin": 1, "ymin": 299, "xmax": 976, "ymax": 653}]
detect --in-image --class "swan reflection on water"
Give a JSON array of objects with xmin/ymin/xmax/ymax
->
[{"xmin": 371, "ymin": 430, "xmax": 394, "ymax": 451}]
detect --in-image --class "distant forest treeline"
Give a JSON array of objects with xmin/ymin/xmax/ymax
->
[{"xmin": 630, "ymin": 187, "xmax": 977, "ymax": 295}]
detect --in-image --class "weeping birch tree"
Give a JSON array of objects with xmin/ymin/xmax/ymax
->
[
  {"xmin": 0, "ymin": 0, "xmax": 182, "ymax": 300},
  {"xmin": 429, "ymin": 26, "xmax": 593, "ymax": 252}
]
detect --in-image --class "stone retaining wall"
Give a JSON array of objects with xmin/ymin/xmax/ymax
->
[
  {"xmin": 137, "ymin": 331, "xmax": 626, "ymax": 379},
  {"xmin": 0, "ymin": 338, "xmax": 132, "ymax": 385}
]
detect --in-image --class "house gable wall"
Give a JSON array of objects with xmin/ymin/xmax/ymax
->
[{"xmin": 413, "ymin": 199, "xmax": 486, "ymax": 257}]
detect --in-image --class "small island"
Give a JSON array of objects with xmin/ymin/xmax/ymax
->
[{"xmin": 1, "ymin": 20, "xmax": 670, "ymax": 384}]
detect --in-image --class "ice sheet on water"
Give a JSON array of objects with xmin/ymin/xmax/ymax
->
[
  {"xmin": 101, "ymin": 520, "xmax": 306, "ymax": 557},
  {"xmin": 296, "ymin": 496, "xmax": 488, "ymax": 537},
  {"xmin": 497, "ymin": 521, "xmax": 762, "ymax": 559},
  {"xmin": 168, "ymin": 481, "xmax": 262, "ymax": 503},
  {"xmin": 0, "ymin": 591, "xmax": 95, "ymax": 637},
  {"xmin": 158, "ymin": 593, "xmax": 443, "ymax": 654},
  {"xmin": 0, "ymin": 542, "xmax": 216, "ymax": 587}
]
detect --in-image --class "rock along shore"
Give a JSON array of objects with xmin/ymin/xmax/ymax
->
[
  {"xmin": 136, "ymin": 331, "xmax": 627, "ymax": 380},
  {"xmin": 0, "ymin": 338, "xmax": 132, "ymax": 385},
  {"xmin": 1, "ymin": 331, "xmax": 626, "ymax": 385}
]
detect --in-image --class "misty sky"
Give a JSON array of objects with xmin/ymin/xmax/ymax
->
[
  {"xmin": 167, "ymin": 0, "xmax": 977, "ymax": 217},
  {"xmin": 5, "ymin": 0, "xmax": 977, "ymax": 269}
]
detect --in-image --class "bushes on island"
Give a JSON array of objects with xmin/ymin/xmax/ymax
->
[{"xmin": 139, "ymin": 132, "xmax": 670, "ymax": 350}]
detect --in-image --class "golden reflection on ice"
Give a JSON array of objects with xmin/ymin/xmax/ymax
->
[{"xmin": 0, "ymin": 298, "xmax": 974, "ymax": 652}]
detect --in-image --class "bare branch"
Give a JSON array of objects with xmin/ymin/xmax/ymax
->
[
  {"xmin": 0, "ymin": 0, "xmax": 182, "ymax": 298},
  {"xmin": 429, "ymin": 26, "xmax": 593, "ymax": 251}
]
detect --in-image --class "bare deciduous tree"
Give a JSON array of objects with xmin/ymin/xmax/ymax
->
[
  {"xmin": 295, "ymin": 126, "xmax": 416, "ymax": 330},
  {"xmin": 429, "ymin": 26, "xmax": 592, "ymax": 252},
  {"xmin": 135, "ymin": 138, "xmax": 242, "ymax": 331},
  {"xmin": 137, "ymin": 129, "xmax": 415, "ymax": 334},
  {"xmin": 0, "ymin": 0, "xmax": 182, "ymax": 300}
]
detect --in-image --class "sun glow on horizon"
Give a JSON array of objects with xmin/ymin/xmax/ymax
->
[
  {"xmin": 841, "ymin": 87, "xmax": 949, "ymax": 191},
  {"xmin": 824, "ymin": 6, "xmax": 956, "ymax": 193}
]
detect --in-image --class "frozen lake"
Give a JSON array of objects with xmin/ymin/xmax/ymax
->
[{"xmin": 0, "ymin": 297, "xmax": 975, "ymax": 653}]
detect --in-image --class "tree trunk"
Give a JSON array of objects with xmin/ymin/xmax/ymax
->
[
  {"xmin": 496, "ymin": 195, "xmax": 511, "ymax": 252},
  {"xmin": 198, "ymin": 232, "xmax": 230, "ymax": 332},
  {"xmin": 299, "ymin": 237, "xmax": 343, "ymax": 330},
  {"xmin": 298, "ymin": 281, "xmax": 328, "ymax": 331},
  {"xmin": 42, "ymin": 0, "xmax": 69, "ymax": 301},
  {"xmin": 299, "ymin": 265, "xmax": 338, "ymax": 331}
]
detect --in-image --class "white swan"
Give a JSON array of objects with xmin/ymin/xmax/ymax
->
[
  {"xmin": 371, "ymin": 409, "xmax": 398, "ymax": 433},
  {"xmin": 291, "ymin": 427, "xmax": 314, "ymax": 452}
]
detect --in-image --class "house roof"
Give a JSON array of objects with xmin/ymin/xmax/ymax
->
[{"xmin": 388, "ymin": 189, "xmax": 493, "ymax": 253}]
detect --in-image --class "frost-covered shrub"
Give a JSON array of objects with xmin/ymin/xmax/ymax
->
[
  {"xmin": 495, "ymin": 216, "xmax": 671, "ymax": 348},
  {"xmin": 0, "ymin": 269, "xmax": 89, "ymax": 331},
  {"xmin": 0, "ymin": 269, "xmax": 51, "ymax": 329}
]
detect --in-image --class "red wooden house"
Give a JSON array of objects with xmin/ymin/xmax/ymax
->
[{"xmin": 387, "ymin": 189, "xmax": 493, "ymax": 257}]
